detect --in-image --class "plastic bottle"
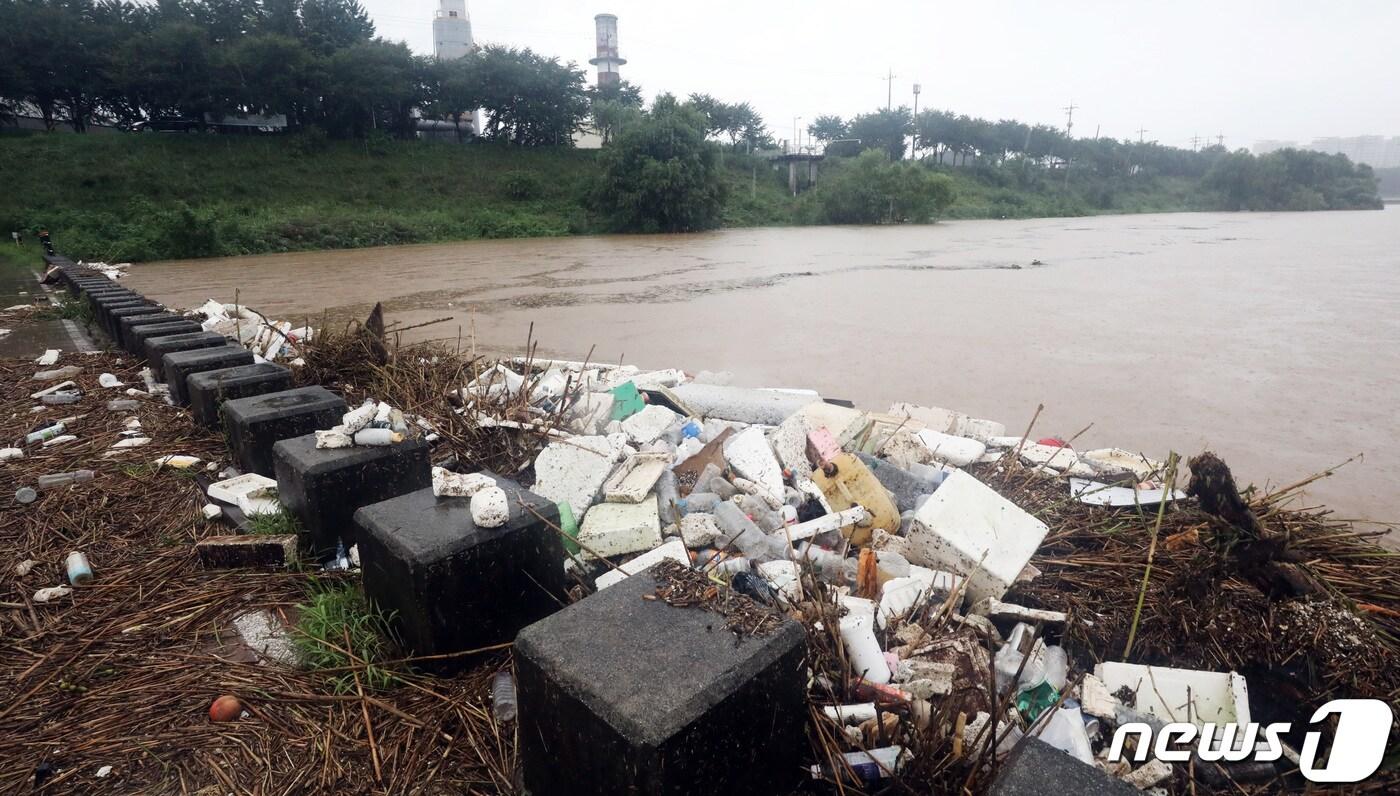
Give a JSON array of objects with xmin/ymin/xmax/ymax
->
[
  {"xmin": 708, "ymin": 475, "xmax": 737, "ymax": 499},
  {"xmin": 65, "ymin": 551, "xmax": 93, "ymax": 585},
  {"xmin": 680, "ymin": 492, "xmax": 721, "ymax": 514},
  {"xmin": 41, "ymin": 392, "xmax": 81, "ymax": 405},
  {"xmin": 808, "ymin": 746, "xmax": 907, "ymax": 784},
  {"xmin": 24, "ymin": 422, "xmax": 65, "ymax": 445},
  {"xmin": 654, "ymin": 469, "xmax": 681, "ymax": 526},
  {"xmin": 838, "ymin": 600, "xmax": 891, "ymax": 684},
  {"xmin": 15, "ymin": 487, "xmax": 38, "ymax": 504},
  {"xmin": 106, "ymin": 399, "xmax": 140, "ymax": 411},
  {"xmin": 714, "ymin": 501, "xmax": 777, "ymax": 560},
  {"xmin": 1034, "ymin": 704, "xmax": 1094, "ymax": 764},
  {"xmin": 38, "ymin": 470, "xmax": 95, "ymax": 490},
  {"xmin": 734, "ymin": 494, "xmax": 782, "ymax": 532},
  {"xmin": 492, "ymin": 670, "xmax": 518, "ymax": 722},
  {"xmin": 33, "ymin": 366, "xmax": 81, "ymax": 381}
]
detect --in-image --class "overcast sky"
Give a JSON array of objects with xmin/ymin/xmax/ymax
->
[{"xmin": 363, "ymin": 0, "xmax": 1400, "ymax": 149}]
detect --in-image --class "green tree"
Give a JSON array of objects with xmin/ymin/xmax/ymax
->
[
  {"xmin": 472, "ymin": 45, "xmax": 589, "ymax": 146},
  {"xmin": 299, "ymin": 0, "xmax": 373, "ymax": 55},
  {"xmin": 807, "ymin": 115, "xmax": 848, "ymax": 144},
  {"xmin": 320, "ymin": 39, "xmax": 424, "ymax": 139},
  {"xmin": 225, "ymin": 33, "xmax": 320, "ymax": 127},
  {"xmin": 850, "ymin": 107, "xmax": 912, "ymax": 161},
  {"xmin": 813, "ymin": 150, "xmax": 955, "ymax": 224},
  {"xmin": 592, "ymin": 94, "xmax": 727, "ymax": 232}
]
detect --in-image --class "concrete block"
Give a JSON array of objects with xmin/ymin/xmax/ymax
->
[
  {"xmin": 532, "ymin": 435, "xmax": 625, "ymax": 521},
  {"xmin": 354, "ymin": 474, "xmax": 566, "ymax": 664},
  {"xmin": 602, "ymin": 451, "xmax": 670, "ymax": 503},
  {"xmin": 991, "ymin": 737, "xmax": 1139, "ymax": 796},
  {"xmin": 578, "ymin": 495, "xmax": 662, "ymax": 559},
  {"xmin": 672, "ymin": 382, "xmax": 819, "ymax": 425},
  {"xmin": 144, "ymin": 331, "xmax": 230, "ymax": 380},
  {"xmin": 196, "ymin": 534, "xmax": 298, "ymax": 569},
  {"xmin": 162, "ymin": 345, "xmax": 255, "ymax": 406},
  {"xmin": 106, "ymin": 304, "xmax": 166, "ymax": 345},
  {"xmin": 857, "ymin": 452, "xmax": 944, "ymax": 512},
  {"xmin": 723, "ymin": 427, "xmax": 785, "ymax": 504},
  {"xmin": 620, "ymin": 403, "xmax": 677, "ymax": 445},
  {"xmin": 117, "ymin": 313, "xmax": 185, "ymax": 351},
  {"xmin": 222, "ymin": 387, "xmax": 347, "ymax": 476},
  {"xmin": 516, "ymin": 570, "xmax": 808, "ymax": 796},
  {"xmin": 274, "ymin": 432, "xmax": 431, "ymax": 560},
  {"xmin": 907, "ymin": 470, "xmax": 1048, "ymax": 603},
  {"xmin": 595, "ymin": 538, "xmax": 690, "ymax": 589},
  {"xmin": 187, "ymin": 363, "xmax": 293, "ymax": 428}
]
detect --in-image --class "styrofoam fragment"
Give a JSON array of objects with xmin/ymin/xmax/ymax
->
[
  {"xmin": 723, "ymin": 427, "xmax": 785, "ymax": 504},
  {"xmin": 532, "ymin": 435, "xmax": 627, "ymax": 521},
  {"xmin": 602, "ymin": 452, "xmax": 670, "ymax": 503},
  {"xmin": 757, "ymin": 560, "xmax": 801, "ymax": 600},
  {"xmin": 1077, "ymin": 674, "xmax": 1121, "ymax": 720},
  {"xmin": 971, "ymin": 597, "xmax": 1067, "ymax": 624},
  {"xmin": 679, "ymin": 513, "xmax": 723, "ymax": 548},
  {"xmin": 201, "ymin": 503, "xmax": 223, "ymax": 520},
  {"xmin": 470, "ymin": 486, "xmax": 510, "ymax": 528},
  {"xmin": 340, "ymin": 401, "xmax": 377, "ymax": 434},
  {"xmin": 1093, "ymin": 662, "xmax": 1251, "ymax": 734},
  {"xmin": 577, "ymin": 495, "xmax": 662, "ymax": 559},
  {"xmin": 237, "ymin": 488, "xmax": 280, "ymax": 517},
  {"xmin": 110, "ymin": 437, "xmax": 151, "ymax": 449},
  {"xmin": 671, "ymin": 383, "xmax": 819, "ymax": 425},
  {"xmin": 1018, "ymin": 443, "xmax": 1078, "ymax": 470},
  {"xmin": 98, "ymin": 373, "xmax": 124, "ymax": 388},
  {"xmin": 432, "ymin": 467, "xmax": 495, "ymax": 498},
  {"xmin": 1122, "ymin": 759, "xmax": 1173, "ymax": 790},
  {"xmin": 1080, "ymin": 448, "xmax": 1165, "ymax": 480},
  {"xmin": 315, "ymin": 430, "xmax": 354, "ymax": 449},
  {"xmin": 906, "ymin": 470, "xmax": 1048, "ymax": 603},
  {"xmin": 619, "ymin": 404, "xmax": 678, "ymax": 445},
  {"xmin": 913, "ymin": 429, "xmax": 986, "ymax": 467},
  {"xmin": 35, "ymin": 350, "xmax": 60, "ymax": 366},
  {"xmin": 208, "ymin": 473, "xmax": 277, "ymax": 505},
  {"xmin": 595, "ymin": 538, "xmax": 689, "ymax": 589}
]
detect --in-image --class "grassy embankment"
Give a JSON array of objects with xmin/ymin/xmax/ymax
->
[{"xmin": 0, "ymin": 132, "xmax": 1279, "ymax": 262}]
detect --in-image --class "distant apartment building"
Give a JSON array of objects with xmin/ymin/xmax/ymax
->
[{"xmin": 1253, "ymin": 135, "xmax": 1400, "ymax": 168}]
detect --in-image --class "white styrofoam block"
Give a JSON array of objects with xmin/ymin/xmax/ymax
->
[
  {"xmin": 208, "ymin": 473, "xmax": 277, "ymax": 505},
  {"xmin": 987, "ymin": 436, "xmax": 1026, "ymax": 449},
  {"xmin": 1018, "ymin": 443, "xmax": 1078, "ymax": 470},
  {"xmin": 768, "ymin": 413, "xmax": 813, "ymax": 479},
  {"xmin": 432, "ymin": 467, "xmax": 496, "ymax": 498},
  {"xmin": 602, "ymin": 452, "xmax": 670, "ymax": 503},
  {"xmin": 237, "ymin": 489, "xmax": 280, "ymax": 517},
  {"xmin": 757, "ymin": 560, "xmax": 801, "ymax": 601},
  {"xmin": 532, "ymin": 435, "xmax": 625, "ymax": 521},
  {"xmin": 1079, "ymin": 448, "xmax": 1165, "ymax": 480},
  {"xmin": 671, "ymin": 383, "xmax": 819, "ymax": 426},
  {"xmin": 889, "ymin": 402, "xmax": 964, "ymax": 434},
  {"xmin": 959, "ymin": 418, "xmax": 1007, "ymax": 442},
  {"xmin": 594, "ymin": 538, "xmax": 689, "ymax": 589},
  {"xmin": 913, "ymin": 429, "xmax": 986, "ymax": 468},
  {"xmin": 723, "ymin": 426, "xmax": 785, "ymax": 503},
  {"xmin": 906, "ymin": 470, "xmax": 1048, "ymax": 603},
  {"xmin": 578, "ymin": 495, "xmax": 662, "ymax": 559},
  {"xmin": 620, "ymin": 404, "xmax": 678, "ymax": 446},
  {"xmin": 1094, "ymin": 662, "xmax": 1251, "ymax": 733}
]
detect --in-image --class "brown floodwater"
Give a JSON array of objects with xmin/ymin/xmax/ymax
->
[{"xmin": 128, "ymin": 210, "xmax": 1400, "ymax": 528}]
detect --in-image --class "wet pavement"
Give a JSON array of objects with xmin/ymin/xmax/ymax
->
[{"xmin": 0, "ymin": 258, "xmax": 94, "ymax": 359}]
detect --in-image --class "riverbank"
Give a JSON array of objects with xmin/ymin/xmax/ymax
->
[{"xmin": 3, "ymin": 133, "xmax": 1377, "ymax": 263}]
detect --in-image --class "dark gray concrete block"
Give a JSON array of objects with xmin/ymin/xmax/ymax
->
[
  {"xmin": 222, "ymin": 387, "xmax": 347, "ymax": 477},
  {"xmin": 106, "ymin": 304, "xmax": 166, "ymax": 343},
  {"xmin": 857, "ymin": 452, "xmax": 945, "ymax": 512},
  {"xmin": 274, "ymin": 433, "xmax": 431, "ymax": 560},
  {"xmin": 162, "ymin": 345, "xmax": 256, "ymax": 406},
  {"xmin": 118, "ymin": 313, "xmax": 185, "ymax": 351},
  {"xmin": 990, "ymin": 738, "xmax": 1139, "ymax": 796},
  {"xmin": 95, "ymin": 298, "xmax": 156, "ymax": 337},
  {"xmin": 126, "ymin": 320, "xmax": 203, "ymax": 356},
  {"xmin": 354, "ymin": 474, "xmax": 566, "ymax": 666},
  {"xmin": 515, "ymin": 572, "xmax": 808, "ymax": 796},
  {"xmin": 187, "ymin": 363, "xmax": 293, "ymax": 428},
  {"xmin": 144, "ymin": 331, "xmax": 230, "ymax": 380}
]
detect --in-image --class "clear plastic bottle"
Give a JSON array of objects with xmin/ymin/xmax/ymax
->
[
  {"xmin": 106, "ymin": 399, "xmax": 140, "ymax": 411},
  {"xmin": 734, "ymin": 494, "xmax": 782, "ymax": 532},
  {"xmin": 492, "ymin": 670, "xmax": 518, "ymax": 722},
  {"xmin": 24, "ymin": 422, "xmax": 65, "ymax": 445},
  {"xmin": 37, "ymin": 470, "xmax": 95, "ymax": 490},
  {"xmin": 654, "ymin": 469, "xmax": 681, "ymax": 526},
  {"xmin": 41, "ymin": 392, "xmax": 81, "ymax": 405},
  {"xmin": 708, "ymin": 475, "xmax": 737, "ymax": 499},
  {"xmin": 714, "ymin": 501, "xmax": 775, "ymax": 560},
  {"xmin": 681, "ymin": 492, "xmax": 721, "ymax": 514}
]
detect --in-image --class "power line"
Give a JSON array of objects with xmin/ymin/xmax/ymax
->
[{"xmin": 1136, "ymin": 127, "xmax": 1149, "ymax": 144}]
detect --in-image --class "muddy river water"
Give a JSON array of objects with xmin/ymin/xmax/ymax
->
[{"xmin": 128, "ymin": 210, "xmax": 1400, "ymax": 527}]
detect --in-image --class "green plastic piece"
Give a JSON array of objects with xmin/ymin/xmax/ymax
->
[
  {"xmin": 558, "ymin": 501, "xmax": 579, "ymax": 555},
  {"xmin": 610, "ymin": 381, "xmax": 646, "ymax": 421},
  {"xmin": 1016, "ymin": 682, "xmax": 1060, "ymax": 723}
]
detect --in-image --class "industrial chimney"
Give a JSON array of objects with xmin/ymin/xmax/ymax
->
[
  {"xmin": 589, "ymin": 13, "xmax": 626, "ymax": 89},
  {"xmin": 433, "ymin": 0, "xmax": 474, "ymax": 61}
]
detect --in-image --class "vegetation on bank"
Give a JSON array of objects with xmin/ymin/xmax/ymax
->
[{"xmin": 0, "ymin": 131, "xmax": 1385, "ymax": 263}]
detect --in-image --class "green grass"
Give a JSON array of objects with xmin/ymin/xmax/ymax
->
[
  {"xmin": 246, "ymin": 505, "xmax": 302, "ymax": 536},
  {"xmin": 294, "ymin": 580, "xmax": 397, "ymax": 693}
]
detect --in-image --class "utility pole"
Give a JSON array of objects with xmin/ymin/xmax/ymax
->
[
  {"xmin": 1136, "ymin": 127, "xmax": 1149, "ymax": 144},
  {"xmin": 1216, "ymin": 132, "xmax": 1226, "ymax": 148},
  {"xmin": 911, "ymin": 83, "xmax": 922, "ymax": 158},
  {"xmin": 1063, "ymin": 100, "xmax": 1079, "ymax": 138},
  {"xmin": 792, "ymin": 116, "xmax": 802, "ymax": 155},
  {"xmin": 882, "ymin": 68, "xmax": 898, "ymax": 110},
  {"xmin": 1190, "ymin": 134, "xmax": 1202, "ymax": 151}
]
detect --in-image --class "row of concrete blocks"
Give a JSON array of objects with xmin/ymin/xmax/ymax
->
[{"xmin": 49, "ymin": 261, "xmax": 812, "ymax": 796}]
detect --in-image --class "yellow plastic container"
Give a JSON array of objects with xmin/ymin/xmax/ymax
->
[{"xmin": 812, "ymin": 453, "xmax": 899, "ymax": 545}]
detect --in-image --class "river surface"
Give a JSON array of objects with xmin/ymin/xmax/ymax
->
[{"xmin": 128, "ymin": 211, "xmax": 1400, "ymax": 528}]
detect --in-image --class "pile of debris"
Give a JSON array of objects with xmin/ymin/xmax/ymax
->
[{"xmin": 188, "ymin": 300, "xmax": 312, "ymax": 364}]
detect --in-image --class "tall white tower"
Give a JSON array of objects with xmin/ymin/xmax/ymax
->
[
  {"xmin": 433, "ymin": 0, "xmax": 474, "ymax": 61},
  {"xmin": 589, "ymin": 14, "xmax": 626, "ymax": 89}
]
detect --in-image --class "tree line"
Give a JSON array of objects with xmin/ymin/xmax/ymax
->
[
  {"xmin": 807, "ymin": 107, "xmax": 1382, "ymax": 210},
  {"xmin": 0, "ymin": 0, "xmax": 602, "ymax": 144}
]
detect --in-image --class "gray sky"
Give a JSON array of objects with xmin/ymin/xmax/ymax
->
[{"xmin": 364, "ymin": 0, "xmax": 1400, "ymax": 149}]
